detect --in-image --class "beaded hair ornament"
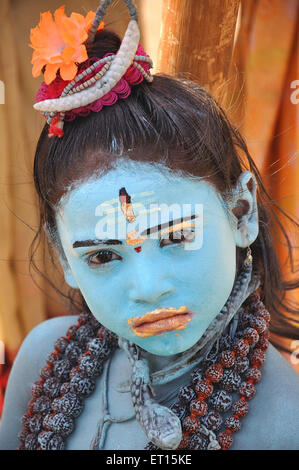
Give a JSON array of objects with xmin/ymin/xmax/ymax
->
[{"xmin": 30, "ymin": 0, "xmax": 153, "ymax": 138}]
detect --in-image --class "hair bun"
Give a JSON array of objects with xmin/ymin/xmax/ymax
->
[{"xmin": 86, "ymin": 29, "xmax": 121, "ymax": 61}]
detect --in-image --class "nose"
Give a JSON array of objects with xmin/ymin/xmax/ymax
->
[{"xmin": 127, "ymin": 256, "xmax": 175, "ymax": 305}]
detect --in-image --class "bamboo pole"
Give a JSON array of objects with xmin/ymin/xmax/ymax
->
[{"xmin": 157, "ymin": 0, "xmax": 240, "ymax": 102}]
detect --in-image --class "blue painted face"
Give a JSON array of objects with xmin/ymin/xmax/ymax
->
[{"xmin": 56, "ymin": 160, "xmax": 238, "ymax": 356}]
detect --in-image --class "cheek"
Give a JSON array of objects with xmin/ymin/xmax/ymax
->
[
  {"xmin": 179, "ymin": 218, "xmax": 237, "ymax": 326},
  {"xmin": 196, "ymin": 222, "xmax": 236, "ymax": 285},
  {"xmin": 67, "ymin": 258, "xmax": 128, "ymax": 333},
  {"xmin": 82, "ymin": 284, "xmax": 125, "ymax": 334}
]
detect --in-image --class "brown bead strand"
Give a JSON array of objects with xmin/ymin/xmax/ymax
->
[
  {"xmin": 174, "ymin": 291, "xmax": 270, "ymax": 451},
  {"xmin": 18, "ymin": 312, "xmax": 118, "ymax": 450},
  {"xmin": 216, "ymin": 297, "xmax": 270, "ymax": 450},
  {"xmin": 19, "ymin": 315, "xmax": 88, "ymax": 449},
  {"xmin": 218, "ymin": 296, "xmax": 270, "ymax": 450}
]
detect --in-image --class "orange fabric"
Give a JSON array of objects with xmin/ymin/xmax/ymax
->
[{"xmin": 234, "ymin": 0, "xmax": 299, "ymax": 363}]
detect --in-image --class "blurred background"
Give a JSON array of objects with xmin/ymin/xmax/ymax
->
[{"xmin": 0, "ymin": 0, "xmax": 298, "ymax": 415}]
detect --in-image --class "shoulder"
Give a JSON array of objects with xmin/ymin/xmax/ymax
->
[
  {"xmin": 265, "ymin": 342, "xmax": 299, "ymax": 383},
  {"xmin": 22, "ymin": 315, "xmax": 78, "ymax": 350},
  {"xmin": 234, "ymin": 343, "xmax": 299, "ymax": 450},
  {"xmin": 261, "ymin": 343, "xmax": 299, "ymax": 410},
  {"xmin": 12, "ymin": 315, "xmax": 78, "ymax": 375},
  {"xmin": 0, "ymin": 315, "xmax": 77, "ymax": 450},
  {"xmin": 9, "ymin": 314, "xmax": 79, "ymax": 390}
]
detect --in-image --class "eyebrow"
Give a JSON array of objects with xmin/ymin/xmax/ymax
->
[
  {"xmin": 73, "ymin": 239, "xmax": 122, "ymax": 248},
  {"xmin": 139, "ymin": 214, "xmax": 198, "ymax": 236},
  {"xmin": 72, "ymin": 214, "xmax": 199, "ymax": 248}
]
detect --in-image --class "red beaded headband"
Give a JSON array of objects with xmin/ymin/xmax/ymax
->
[{"xmin": 30, "ymin": 0, "xmax": 153, "ymax": 138}]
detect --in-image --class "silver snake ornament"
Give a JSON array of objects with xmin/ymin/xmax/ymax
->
[{"xmin": 118, "ymin": 339, "xmax": 182, "ymax": 450}]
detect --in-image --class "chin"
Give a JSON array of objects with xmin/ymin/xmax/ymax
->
[{"xmin": 131, "ymin": 329, "xmax": 203, "ymax": 356}]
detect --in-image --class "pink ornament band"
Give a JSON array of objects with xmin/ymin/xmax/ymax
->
[{"xmin": 35, "ymin": 44, "xmax": 153, "ymax": 138}]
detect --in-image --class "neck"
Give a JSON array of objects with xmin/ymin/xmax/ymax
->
[
  {"xmin": 139, "ymin": 347, "xmax": 193, "ymax": 405},
  {"xmin": 140, "ymin": 348, "xmax": 182, "ymax": 375}
]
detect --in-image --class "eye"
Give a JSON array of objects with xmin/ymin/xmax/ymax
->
[
  {"xmin": 159, "ymin": 229, "xmax": 195, "ymax": 248},
  {"xmin": 86, "ymin": 250, "xmax": 122, "ymax": 267}
]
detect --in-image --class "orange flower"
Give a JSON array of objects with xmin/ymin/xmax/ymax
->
[{"xmin": 30, "ymin": 6, "xmax": 104, "ymax": 85}]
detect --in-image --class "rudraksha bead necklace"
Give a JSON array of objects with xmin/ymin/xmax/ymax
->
[{"xmin": 18, "ymin": 289, "xmax": 270, "ymax": 451}]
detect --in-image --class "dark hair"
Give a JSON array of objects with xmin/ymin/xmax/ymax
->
[{"xmin": 30, "ymin": 30, "xmax": 299, "ymax": 343}]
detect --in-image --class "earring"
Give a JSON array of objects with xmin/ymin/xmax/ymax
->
[{"xmin": 244, "ymin": 246, "xmax": 253, "ymax": 267}]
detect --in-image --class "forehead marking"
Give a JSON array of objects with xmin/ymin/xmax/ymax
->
[
  {"xmin": 119, "ymin": 187, "xmax": 147, "ymax": 250},
  {"xmin": 160, "ymin": 220, "xmax": 195, "ymax": 236},
  {"xmin": 125, "ymin": 229, "xmax": 147, "ymax": 246},
  {"xmin": 119, "ymin": 187, "xmax": 136, "ymax": 223}
]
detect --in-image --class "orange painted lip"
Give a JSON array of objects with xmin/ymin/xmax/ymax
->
[{"xmin": 128, "ymin": 306, "xmax": 193, "ymax": 338}]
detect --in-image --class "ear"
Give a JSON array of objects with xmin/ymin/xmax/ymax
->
[
  {"xmin": 43, "ymin": 223, "xmax": 79, "ymax": 289},
  {"xmin": 229, "ymin": 171, "xmax": 259, "ymax": 248}
]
